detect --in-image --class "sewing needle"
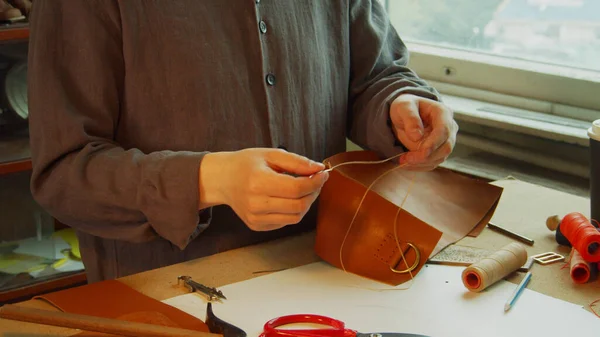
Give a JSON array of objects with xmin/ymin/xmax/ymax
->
[{"xmin": 504, "ymin": 271, "xmax": 532, "ymax": 312}]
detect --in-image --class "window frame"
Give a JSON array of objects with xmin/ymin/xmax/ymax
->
[{"xmin": 383, "ymin": 1, "xmax": 600, "ymax": 120}]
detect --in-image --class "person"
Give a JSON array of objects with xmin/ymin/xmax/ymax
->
[{"xmin": 25, "ymin": 1, "xmax": 458, "ymax": 282}]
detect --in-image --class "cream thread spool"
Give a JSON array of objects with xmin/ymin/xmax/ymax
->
[{"xmin": 461, "ymin": 242, "xmax": 528, "ymax": 292}]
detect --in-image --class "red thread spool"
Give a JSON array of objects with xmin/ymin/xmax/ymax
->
[
  {"xmin": 560, "ymin": 212, "xmax": 600, "ymax": 263},
  {"xmin": 570, "ymin": 248, "xmax": 592, "ymax": 284}
]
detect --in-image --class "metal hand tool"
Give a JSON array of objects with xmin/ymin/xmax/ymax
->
[{"xmin": 177, "ymin": 275, "xmax": 227, "ymax": 302}]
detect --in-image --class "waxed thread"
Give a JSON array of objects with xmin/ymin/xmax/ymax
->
[
  {"xmin": 560, "ymin": 212, "xmax": 600, "ymax": 262},
  {"xmin": 562, "ymin": 215, "xmax": 600, "ymax": 313},
  {"xmin": 332, "ymin": 152, "xmax": 418, "ymax": 291},
  {"xmin": 337, "ymin": 161, "xmax": 406, "ymax": 271},
  {"xmin": 391, "ymin": 165, "xmax": 419, "ymax": 287},
  {"xmin": 591, "ymin": 298, "xmax": 600, "ymax": 318},
  {"xmin": 322, "ymin": 152, "xmax": 404, "ymax": 173},
  {"xmin": 584, "ymin": 219, "xmax": 600, "ymax": 316},
  {"xmin": 556, "ymin": 215, "xmax": 600, "ymax": 310},
  {"xmin": 461, "ymin": 242, "xmax": 527, "ymax": 292},
  {"xmin": 560, "ymin": 216, "xmax": 599, "ymax": 270},
  {"xmin": 588, "ymin": 217, "xmax": 600, "ymax": 315}
]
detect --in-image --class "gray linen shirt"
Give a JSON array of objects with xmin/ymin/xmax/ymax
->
[{"xmin": 27, "ymin": 0, "xmax": 440, "ymax": 282}]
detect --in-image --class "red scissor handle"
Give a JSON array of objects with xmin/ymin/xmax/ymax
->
[{"xmin": 259, "ymin": 314, "xmax": 357, "ymax": 337}]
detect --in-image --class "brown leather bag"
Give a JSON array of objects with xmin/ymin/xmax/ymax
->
[{"xmin": 314, "ymin": 151, "xmax": 503, "ymax": 286}]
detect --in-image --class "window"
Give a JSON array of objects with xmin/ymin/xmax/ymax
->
[
  {"xmin": 381, "ymin": 0, "xmax": 600, "ymax": 184},
  {"xmin": 384, "ymin": 0, "xmax": 600, "ymax": 119}
]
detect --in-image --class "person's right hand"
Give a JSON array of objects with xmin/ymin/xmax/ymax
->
[{"xmin": 199, "ymin": 148, "xmax": 329, "ymax": 231}]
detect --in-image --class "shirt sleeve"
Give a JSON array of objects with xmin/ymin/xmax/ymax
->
[
  {"xmin": 346, "ymin": 0, "xmax": 442, "ymax": 157},
  {"xmin": 27, "ymin": 0, "xmax": 208, "ymax": 250}
]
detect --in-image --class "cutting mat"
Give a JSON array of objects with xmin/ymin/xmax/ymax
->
[{"xmin": 428, "ymin": 244, "xmax": 494, "ymax": 267}]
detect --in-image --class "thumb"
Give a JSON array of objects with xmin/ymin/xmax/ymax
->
[
  {"xmin": 266, "ymin": 149, "xmax": 325, "ymax": 176},
  {"xmin": 391, "ymin": 98, "xmax": 425, "ymax": 143}
]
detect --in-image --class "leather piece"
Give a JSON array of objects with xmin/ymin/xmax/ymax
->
[
  {"xmin": 73, "ymin": 312, "xmax": 183, "ymax": 337},
  {"xmin": 315, "ymin": 151, "xmax": 503, "ymax": 285},
  {"xmin": 33, "ymin": 279, "xmax": 209, "ymax": 334}
]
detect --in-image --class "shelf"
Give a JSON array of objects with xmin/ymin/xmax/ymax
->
[
  {"xmin": 0, "ymin": 21, "xmax": 77, "ymax": 306},
  {"xmin": 0, "ymin": 132, "xmax": 31, "ymax": 175},
  {"xmin": 0, "ymin": 271, "xmax": 87, "ymax": 304},
  {"xmin": 0, "ymin": 23, "xmax": 28, "ymax": 42}
]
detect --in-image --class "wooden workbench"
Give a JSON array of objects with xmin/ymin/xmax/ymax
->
[{"xmin": 1, "ymin": 178, "xmax": 599, "ymax": 335}]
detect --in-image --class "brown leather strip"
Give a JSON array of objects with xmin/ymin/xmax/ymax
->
[{"xmin": 33, "ymin": 279, "xmax": 209, "ymax": 333}]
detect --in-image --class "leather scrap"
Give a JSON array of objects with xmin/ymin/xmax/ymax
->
[{"xmin": 33, "ymin": 279, "xmax": 209, "ymax": 335}]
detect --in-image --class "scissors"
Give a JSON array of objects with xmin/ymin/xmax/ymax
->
[{"xmin": 259, "ymin": 314, "xmax": 431, "ymax": 337}]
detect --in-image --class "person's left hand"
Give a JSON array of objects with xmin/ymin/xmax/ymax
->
[{"xmin": 389, "ymin": 93, "xmax": 458, "ymax": 171}]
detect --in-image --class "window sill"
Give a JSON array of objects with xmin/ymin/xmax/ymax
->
[
  {"xmin": 347, "ymin": 136, "xmax": 589, "ymax": 198},
  {"xmin": 440, "ymin": 93, "xmax": 591, "ymax": 196},
  {"xmin": 440, "ymin": 145, "xmax": 589, "ymax": 198},
  {"xmin": 443, "ymin": 94, "xmax": 591, "ymax": 147}
]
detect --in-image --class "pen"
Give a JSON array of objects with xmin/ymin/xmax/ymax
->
[
  {"xmin": 488, "ymin": 222, "xmax": 535, "ymax": 246},
  {"xmin": 504, "ymin": 271, "xmax": 532, "ymax": 312}
]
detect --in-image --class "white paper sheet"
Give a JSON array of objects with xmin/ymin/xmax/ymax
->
[{"xmin": 163, "ymin": 262, "xmax": 599, "ymax": 337}]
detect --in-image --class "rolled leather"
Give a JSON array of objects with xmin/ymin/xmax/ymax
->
[{"xmin": 315, "ymin": 151, "xmax": 503, "ymax": 286}]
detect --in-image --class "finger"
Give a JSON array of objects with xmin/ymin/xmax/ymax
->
[
  {"xmin": 400, "ymin": 136, "xmax": 454, "ymax": 170},
  {"xmin": 245, "ymin": 213, "xmax": 305, "ymax": 231},
  {"xmin": 261, "ymin": 171, "xmax": 329, "ymax": 199},
  {"xmin": 428, "ymin": 139, "xmax": 454, "ymax": 162},
  {"xmin": 420, "ymin": 124, "xmax": 449, "ymax": 157},
  {"xmin": 401, "ymin": 136, "xmax": 453, "ymax": 165},
  {"xmin": 266, "ymin": 149, "xmax": 325, "ymax": 176},
  {"xmin": 248, "ymin": 191, "xmax": 320, "ymax": 215},
  {"xmin": 400, "ymin": 120, "xmax": 452, "ymax": 167},
  {"xmin": 418, "ymin": 107, "xmax": 455, "ymax": 154},
  {"xmin": 401, "ymin": 159, "xmax": 444, "ymax": 172},
  {"xmin": 390, "ymin": 96, "xmax": 425, "ymax": 143},
  {"xmin": 398, "ymin": 145, "xmax": 430, "ymax": 166}
]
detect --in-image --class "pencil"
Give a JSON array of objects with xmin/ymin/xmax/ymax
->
[{"xmin": 504, "ymin": 271, "xmax": 532, "ymax": 312}]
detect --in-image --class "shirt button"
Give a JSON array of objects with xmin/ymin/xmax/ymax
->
[
  {"xmin": 266, "ymin": 73, "xmax": 276, "ymax": 86},
  {"xmin": 259, "ymin": 20, "xmax": 267, "ymax": 34}
]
